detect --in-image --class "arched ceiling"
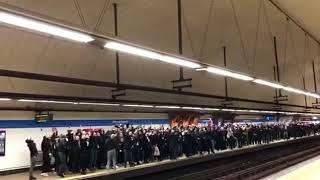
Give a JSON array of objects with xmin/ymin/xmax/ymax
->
[
  {"xmin": 0, "ymin": 0, "xmax": 318, "ymax": 114},
  {"xmin": 274, "ymin": 0, "xmax": 320, "ymax": 44}
]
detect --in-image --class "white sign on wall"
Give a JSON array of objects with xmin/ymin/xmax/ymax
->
[{"xmin": 0, "ymin": 130, "xmax": 5, "ymax": 156}]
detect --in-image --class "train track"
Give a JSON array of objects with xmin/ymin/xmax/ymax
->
[{"xmin": 128, "ymin": 137, "xmax": 320, "ymax": 180}]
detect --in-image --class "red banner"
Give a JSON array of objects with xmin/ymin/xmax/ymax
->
[{"xmin": 169, "ymin": 112, "xmax": 200, "ymax": 128}]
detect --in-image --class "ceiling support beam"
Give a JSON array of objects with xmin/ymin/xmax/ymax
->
[
  {"xmin": 0, "ymin": 91, "xmax": 316, "ymax": 115},
  {"xmin": 0, "ymin": 69, "xmax": 316, "ymax": 109},
  {"xmin": 171, "ymin": 0, "xmax": 192, "ymax": 91},
  {"xmin": 111, "ymin": 3, "xmax": 126, "ymax": 99}
]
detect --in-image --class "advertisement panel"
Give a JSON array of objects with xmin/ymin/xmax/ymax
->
[
  {"xmin": 169, "ymin": 112, "xmax": 200, "ymax": 128},
  {"xmin": 0, "ymin": 130, "xmax": 5, "ymax": 156}
]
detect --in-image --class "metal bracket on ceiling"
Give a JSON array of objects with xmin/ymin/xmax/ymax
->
[
  {"xmin": 111, "ymin": 88, "xmax": 126, "ymax": 99},
  {"xmin": 221, "ymin": 99, "xmax": 233, "ymax": 107},
  {"xmin": 272, "ymin": 105, "xmax": 282, "ymax": 110},
  {"xmin": 303, "ymin": 108, "xmax": 312, "ymax": 112},
  {"xmin": 172, "ymin": 78, "xmax": 192, "ymax": 91},
  {"xmin": 312, "ymin": 102, "xmax": 320, "ymax": 108},
  {"xmin": 273, "ymin": 95, "xmax": 288, "ymax": 102}
]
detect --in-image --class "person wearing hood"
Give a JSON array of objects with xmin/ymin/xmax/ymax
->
[{"xmin": 26, "ymin": 139, "xmax": 38, "ymax": 180}]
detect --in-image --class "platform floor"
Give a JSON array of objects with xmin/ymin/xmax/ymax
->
[
  {"xmin": 0, "ymin": 137, "xmax": 307, "ymax": 180},
  {"xmin": 263, "ymin": 155, "xmax": 320, "ymax": 180}
]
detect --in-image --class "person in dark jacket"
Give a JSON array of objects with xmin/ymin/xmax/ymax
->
[
  {"xmin": 66, "ymin": 130, "xmax": 74, "ymax": 171},
  {"xmin": 26, "ymin": 139, "xmax": 38, "ymax": 180},
  {"xmin": 41, "ymin": 136, "xmax": 51, "ymax": 177},
  {"xmin": 51, "ymin": 137, "xmax": 59, "ymax": 174},
  {"xmin": 88, "ymin": 132, "xmax": 98, "ymax": 171},
  {"xmin": 71, "ymin": 135, "xmax": 81, "ymax": 173},
  {"xmin": 80, "ymin": 133, "xmax": 90, "ymax": 174},
  {"xmin": 124, "ymin": 131, "xmax": 134, "ymax": 167},
  {"xmin": 57, "ymin": 136, "xmax": 68, "ymax": 177},
  {"xmin": 97, "ymin": 130, "xmax": 106, "ymax": 169},
  {"xmin": 168, "ymin": 130, "xmax": 178, "ymax": 160},
  {"xmin": 116, "ymin": 132, "xmax": 125, "ymax": 165}
]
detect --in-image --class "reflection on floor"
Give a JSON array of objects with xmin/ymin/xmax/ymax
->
[
  {"xmin": 263, "ymin": 155, "xmax": 320, "ymax": 180},
  {"xmin": 0, "ymin": 137, "xmax": 306, "ymax": 180}
]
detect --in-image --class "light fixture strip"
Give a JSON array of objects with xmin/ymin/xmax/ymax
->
[
  {"xmin": 204, "ymin": 67, "xmax": 254, "ymax": 81},
  {"xmin": 181, "ymin": 107, "xmax": 203, "ymax": 110},
  {"xmin": 0, "ymin": 11, "xmax": 94, "ymax": 43},
  {"xmin": 78, "ymin": 102, "xmax": 120, "ymax": 106},
  {"xmin": 13, "ymin": 99, "xmax": 320, "ymax": 116},
  {"xmin": 104, "ymin": 41, "xmax": 201, "ymax": 69},
  {"xmin": 253, "ymin": 79, "xmax": 284, "ymax": 89},
  {"xmin": 203, "ymin": 108, "xmax": 220, "ymax": 111},
  {"xmin": 155, "ymin": 106, "xmax": 181, "ymax": 109},
  {"xmin": 122, "ymin": 104, "xmax": 154, "ymax": 108},
  {"xmin": 0, "ymin": 98, "xmax": 11, "ymax": 101},
  {"xmin": 221, "ymin": 109, "xmax": 236, "ymax": 112},
  {"xmin": 18, "ymin": 99, "xmax": 77, "ymax": 104}
]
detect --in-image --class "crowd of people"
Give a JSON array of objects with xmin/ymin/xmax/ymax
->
[{"xmin": 28, "ymin": 122, "xmax": 320, "ymax": 178}]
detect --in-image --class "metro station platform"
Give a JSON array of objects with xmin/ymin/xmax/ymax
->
[
  {"xmin": 1, "ymin": 136, "xmax": 319, "ymax": 180},
  {"xmin": 263, "ymin": 155, "xmax": 320, "ymax": 180}
]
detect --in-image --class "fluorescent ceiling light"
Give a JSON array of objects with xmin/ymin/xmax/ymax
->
[
  {"xmin": 0, "ymin": 98, "xmax": 11, "ymax": 101},
  {"xmin": 222, "ymin": 109, "xmax": 236, "ymax": 112},
  {"xmin": 285, "ymin": 112, "xmax": 297, "ymax": 115},
  {"xmin": 303, "ymin": 92, "xmax": 320, "ymax": 98},
  {"xmin": 253, "ymin": 79, "xmax": 284, "ymax": 89},
  {"xmin": 105, "ymin": 41, "xmax": 320, "ymax": 97},
  {"xmin": 122, "ymin": 104, "xmax": 154, "ymax": 108},
  {"xmin": 18, "ymin": 99, "xmax": 77, "ymax": 104},
  {"xmin": 181, "ymin": 107, "xmax": 203, "ymax": 110},
  {"xmin": 104, "ymin": 41, "xmax": 201, "ymax": 68},
  {"xmin": 0, "ymin": 12, "xmax": 94, "ymax": 43},
  {"xmin": 263, "ymin": 111, "xmax": 277, "ymax": 114},
  {"xmin": 235, "ymin": 109, "xmax": 248, "ymax": 112},
  {"xmin": 248, "ymin": 110, "xmax": 262, "ymax": 113},
  {"xmin": 283, "ymin": 87, "xmax": 305, "ymax": 95},
  {"xmin": 203, "ymin": 108, "xmax": 220, "ymax": 111},
  {"xmin": 155, "ymin": 106, "xmax": 181, "ymax": 109},
  {"xmin": 78, "ymin": 102, "xmax": 120, "ymax": 106},
  {"xmin": 204, "ymin": 67, "xmax": 254, "ymax": 81},
  {"xmin": 277, "ymin": 111, "xmax": 287, "ymax": 114},
  {"xmin": 105, "ymin": 42, "xmax": 162, "ymax": 59},
  {"xmin": 158, "ymin": 56, "xmax": 201, "ymax": 68}
]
